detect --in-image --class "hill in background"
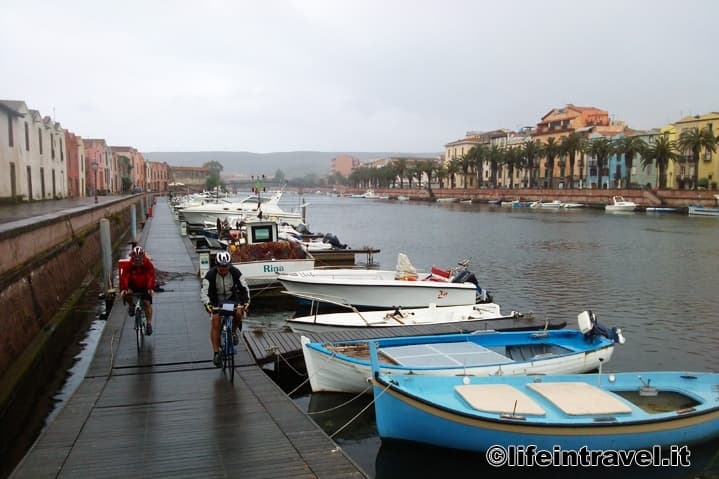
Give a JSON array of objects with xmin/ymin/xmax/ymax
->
[{"xmin": 143, "ymin": 151, "xmax": 440, "ymax": 178}]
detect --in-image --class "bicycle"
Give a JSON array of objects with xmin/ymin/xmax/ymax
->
[
  {"xmin": 132, "ymin": 296, "xmax": 146, "ymax": 351},
  {"xmin": 214, "ymin": 303, "xmax": 243, "ymax": 383}
]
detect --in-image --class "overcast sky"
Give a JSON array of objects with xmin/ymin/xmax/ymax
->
[{"xmin": 2, "ymin": 0, "xmax": 717, "ymax": 153}]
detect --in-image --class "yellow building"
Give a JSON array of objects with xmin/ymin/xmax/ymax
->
[{"xmin": 673, "ymin": 113, "xmax": 719, "ymax": 189}]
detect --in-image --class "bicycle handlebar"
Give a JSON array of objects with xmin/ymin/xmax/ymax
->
[{"xmin": 211, "ymin": 304, "xmax": 248, "ymax": 314}]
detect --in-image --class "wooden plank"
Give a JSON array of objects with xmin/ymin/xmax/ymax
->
[{"xmin": 242, "ymin": 315, "xmax": 566, "ymax": 364}]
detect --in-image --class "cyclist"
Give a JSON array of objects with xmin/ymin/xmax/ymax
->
[
  {"xmin": 201, "ymin": 251, "xmax": 250, "ymax": 367},
  {"xmin": 119, "ymin": 245, "xmax": 156, "ymax": 335}
]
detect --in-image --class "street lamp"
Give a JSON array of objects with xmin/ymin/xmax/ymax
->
[{"xmin": 92, "ymin": 161, "xmax": 98, "ymax": 204}]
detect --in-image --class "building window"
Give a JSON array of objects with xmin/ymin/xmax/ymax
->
[
  {"xmin": 38, "ymin": 128, "xmax": 43, "ymax": 154},
  {"xmin": 24, "ymin": 122, "xmax": 29, "ymax": 151},
  {"xmin": 7, "ymin": 112, "xmax": 14, "ymax": 147},
  {"xmin": 51, "ymin": 133, "xmax": 55, "ymax": 159},
  {"xmin": 60, "ymin": 138, "xmax": 64, "ymax": 161}
]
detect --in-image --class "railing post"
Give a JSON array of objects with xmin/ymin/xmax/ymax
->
[{"xmin": 130, "ymin": 204, "xmax": 137, "ymax": 242}]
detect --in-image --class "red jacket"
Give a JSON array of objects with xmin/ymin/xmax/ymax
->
[{"xmin": 120, "ymin": 257, "xmax": 156, "ymax": 292}]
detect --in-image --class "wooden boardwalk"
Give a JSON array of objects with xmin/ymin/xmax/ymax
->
[
  {"xmin": 10, "ymin": 197, "xmax": 366, "ymax": 479},
  {"xmin": 243, "ymin": 316, "xmax": 566, "ymax": 366}
]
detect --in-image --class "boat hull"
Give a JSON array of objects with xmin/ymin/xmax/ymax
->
[
  {"xmin": 304, "ymin": 332, "xmax": 616, "ymax": 393},
  {"xmin": 234, "ymin": 258, "xmax": 315, "ymax": 287},
  {"xmin": 688, "ymin": 206, "xmax": 719, "ymax": 217},
  {"xmin": 373, "ymin": 371, "xmax": 719, "ymax": 452},
  {"xmin": 278, "ymin": 270, "xmax": 479, "ymax": 309}
]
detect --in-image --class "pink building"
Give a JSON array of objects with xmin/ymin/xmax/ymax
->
[
  {"xmin": 83, "ymin": 139, "xmax": 108, "ymax": 195},
  {"xmin": 331, "ymin": 155, "xmax": 360, "ymax": 177},
  {"xmin": 65, "ymin": 131, "xmax": 84, "ymax": 197}
]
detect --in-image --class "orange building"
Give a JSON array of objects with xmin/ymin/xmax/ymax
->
[
  {"xmin": 532, "ymin": 104, "xmax": 626, "ymax": 187},
  {"xmin": 331, "ymin": 155, "xmax": 360, "ymax": 177}
]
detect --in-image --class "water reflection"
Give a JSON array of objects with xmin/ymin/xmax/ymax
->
[{"xmin": 374, "ymin": 440, "xmax": 719, "ymax": 479}]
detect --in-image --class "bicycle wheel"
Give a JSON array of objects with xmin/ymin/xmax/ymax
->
[
  {"xmin": 219, "ymin": 331, "xmax": 227, "ymax": 373},
  {"xmin": 228, "ymin": 336, "xmax": 235, "ymax": 384},
  {"xmin": 223, "ymin": 329, "xmax": 234, "ymax": 382},
  {"xmin": 135, "ymin": 308, "xmax": 144, "ymax": 351}
]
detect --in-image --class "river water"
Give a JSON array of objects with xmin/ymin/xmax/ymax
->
[
  {"xmin": 278, "ymin": 192, "xmax": 719, "ymax": 478},
  {"xmin": 29, "ymin": 193, "xmax": 719, "ymax": 478}
]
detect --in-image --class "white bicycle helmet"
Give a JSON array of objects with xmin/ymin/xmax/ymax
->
[
  {"xmin": 130, "ymin": 245, "xmax": 145, "ymax": 260},
  {"xmin": 216, "ymin": 251, "xmax": 232, "ymax": 266}
]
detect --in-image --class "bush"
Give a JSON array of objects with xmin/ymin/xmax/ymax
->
[{"xmin": 698, "ymin": 177, "xmax": 709, "ymax": 189}]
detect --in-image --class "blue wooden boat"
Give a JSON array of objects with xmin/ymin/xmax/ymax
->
[
  {"xmin": 370, "ymin": 345, "xmax": 719, "ymax": 452},
  {"xmin": 302, "ymin": 311, "xmax": 624, "ymax": 393}
]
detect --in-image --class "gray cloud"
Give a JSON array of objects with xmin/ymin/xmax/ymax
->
[{"xmin": 1, "ymin": 0, "xmax": 716, "ymax": 152}]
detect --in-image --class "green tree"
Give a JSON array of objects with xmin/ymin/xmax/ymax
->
[
  {"xmin": 560, "ymin": 133, "xmax": 586, "ymax": 189},
  {"xmin": 521, "ymin": 140, "xmax": 542, "ymax": 188},
  {"xmin": 274, "ymin": 169, "xmax": 286, "ymax": 183},
  {"xmin": 542, "ymin": 138, "xmax": 560, "ymax": 189},
  {"xmin": 678, "ymin": 127, "xmax": 717, "ymax": 189},
  {"xmin": 588, "ymin": 137, "xmax": 613, "ymax": 189},
  {"xmin": 613, "ymin": 135, "xmax": 646, "ymax": 188},
  {"xmin": 642, "ymin": 134, "xmax": 679, "ymax": 189},
  {"xmin": 203, "ymin": 160, "xmax": 224, "ymax": 190}
]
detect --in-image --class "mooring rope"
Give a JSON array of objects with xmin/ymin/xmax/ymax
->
[{"xmin": 329, "ymin": 381, "xmax": 391, "ymax": 439}]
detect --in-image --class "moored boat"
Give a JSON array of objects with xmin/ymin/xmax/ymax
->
[
  {"xmin": 371, "ymin": 357, "xmax": 719, "ymax": 452},
  {"xmin": 688, "ymin": 196, "xmax": 719, "ymax": 217},
  {"xmin": 605, "ymin": 195, "xmax": 638, "ymax": 212},
  {"xmin": 278, "ymin": 257, "xmax": 491, "ymax": 310},
  {"xmin": 301, "ymin": 310, "xmax": 624, "ymax": 393},
  {"xmin": 288, "ymin": 301, "xmax": 516, "ymax": 334}
]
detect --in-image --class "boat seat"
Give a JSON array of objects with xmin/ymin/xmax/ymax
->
[
  {"xmin": 455, "ymin": 384, "xmax": 546, "ymax": 416},
  {"xmin": 526, "ymin": 382, "xmax": 632, "ymax": 415}
]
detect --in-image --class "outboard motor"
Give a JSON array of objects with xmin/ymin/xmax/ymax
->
[
  {"xmin": 323, "ymin": 233, "xmax": 347, "ymax": 249},
  {"xmin": 451, "ymin": 270, "xmax": 490, "ymax": 303},
  {"xmin": 295, "ymin": 223, "xmax": 312, "ymax": 234},
  {"xmin": 578, "ymin": 310, "xmax": 626, "ymax": 344}
]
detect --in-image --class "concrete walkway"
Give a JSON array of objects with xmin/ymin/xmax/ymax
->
[{"xmin": 10, "ymin": 197, "xmax": 366, "ymax": 478}]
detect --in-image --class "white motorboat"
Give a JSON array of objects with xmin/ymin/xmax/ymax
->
[
  {"xmin": 277, "ymin": 257, "xmax": 491, "ymax": 310},
  {"xmin": 562, "ymin": 202, "xmax": 584, "ymax": 208},
  {"xmin": 286, "ymin": 301, "xmax": 517, "ymax": 333},
  {"xmin": 300, "ymin": 310, "xmax": 625, "ymax": 393},
  {"xmin": 688, "ymin": 195, "xmax": 719, "ymax": 217},
  {"xmin": 227, "ymin": 221, "xmax": 314, "ymax": 289},
  {"xmin": 530, "ymin": 200, "xmax": 564, "ymax": 209},
  {"xmin": 179, "ymin": 190, "xmax": 304, "ymax": 226},
  {"xmin": 605, "ymin": 195, "xmax": 638, "ymax": 212}
]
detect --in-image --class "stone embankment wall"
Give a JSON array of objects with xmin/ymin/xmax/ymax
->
[
  {"xmin": 0, "ymin": 195, "xmax": 151, "ymax": 425},
  {"xmin": 343, "ymin": 187, "xmax": 718, "ymax": 207}
]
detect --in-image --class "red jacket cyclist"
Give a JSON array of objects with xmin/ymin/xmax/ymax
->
[{"xmin": 119, "ymin": 246, "xmax": 156, "ymax": 335}]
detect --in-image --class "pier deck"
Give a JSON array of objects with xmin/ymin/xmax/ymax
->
[{"xmin": 10, "ymin": 197, "xmax": 365, "ymax": 479}]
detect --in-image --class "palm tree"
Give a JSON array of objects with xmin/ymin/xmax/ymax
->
[
  {"xmin": 447, "ymin": 159, "xmax": 461, "ymax": 189},
  {"xmin": 466, "ymin": 145, "xmax": 485, "ymax": 189},
  {"xmin": 395, "ymin": 158, "xmax": 408, "ymax": 189},
  {"xmin": 458, "ymin": 154, "xmax": 473, "ymax": 189},
  {"xmin": 522, "ymin": 140, "xmax": 542, "ymax": 188},
  {"xmin": 613, "ymin": 135, "xmax": 646, "ymax": 188},
  {"xmin": 678, "ymin": 127, "xmax": 717, "ymax": 189},
  {"xmin": 487, "ymin": 145, "xmax": 503, "ymax": 188},
  {"xmin": 435, "ymin": 165, "xmax": 448, "ymax": 189},
  {"xmin": 542, "ymin": 138, "xmax": 560, "ymax": 189},
  {"xmin": 587, "ymin": 137, "xmax": 613, "ymax": 189},
  {"xmin": 560, "ymin": 133, "xmax": 585, "ymax": 189},
  {"xmin": 503, "ymin": 147, "xmax": 520, "ymax": 189},
  {"xmin": 418, "ymin": 160, "xmax": 437, "ymax": 192},
  {"xmin": 642, "ymin": 134, "xmax": 679, "ymax": 189}
]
